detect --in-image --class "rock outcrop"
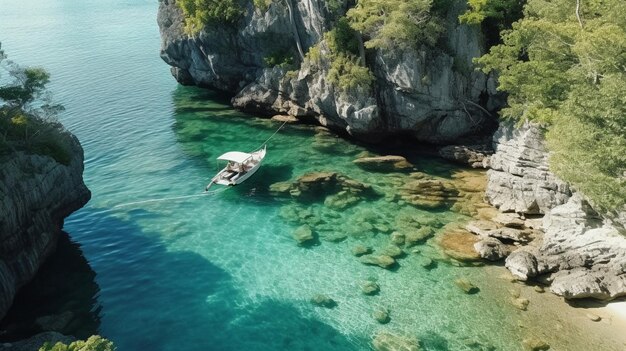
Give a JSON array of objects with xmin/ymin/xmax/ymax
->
[
  {"xmin": 486, "ymin": 122, "xmax": 571, "ymax": 214},
  {"xmin": 0, "ymin": 132, "xmax": 90, "ymax": 320},
  {"xmin": 486, "ymin": 122, "xmax": 626, "ymax": 300},
  {"xmin": 158, "ymin": 0, "xmax": 500, "ymax": 142}
]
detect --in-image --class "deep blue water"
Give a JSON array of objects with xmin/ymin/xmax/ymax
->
[{"xmin": 0, "ymin": 1, "xmax": 589, "ymax": 350}]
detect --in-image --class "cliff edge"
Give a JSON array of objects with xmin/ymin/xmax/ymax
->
[
  {"xmin": 0, "ymin": 129, "xmax": 90, "ymax": 320},
  {"xmin": 158, "ymin": 0, "xmax": 501, "ymax": 143}
]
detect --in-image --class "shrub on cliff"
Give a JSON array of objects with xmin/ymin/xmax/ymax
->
[
  {"xmin": 0, "ymin": 44, "xmax": 71, "ymax": 165},
  {"xmin": 346, "ymin": 0, "xmax": 444, "ymax": 50},
  {"xmin": 39, "ymin": 335, "xmax": 115, "ymax": 351},
  {"xmin": 178, "ymin": 0, "xmax": 244, "ymax": 34},
  {"xmin": 477, "ymin": 0, "xmax": 626, "ymax": 210}
]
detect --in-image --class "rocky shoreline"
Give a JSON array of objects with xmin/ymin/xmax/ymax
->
[
  {"xmin": 467, "ymin": 122, "xmax": 626, "ymax": 301},
  {"xmin": 0, "ymin": 130, "xmax": 90, "ymax": 321}
]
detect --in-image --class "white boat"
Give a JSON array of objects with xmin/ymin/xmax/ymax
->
[{"xmin": 205, "ymin": 145, "xmax": 267, "ymax": 190}]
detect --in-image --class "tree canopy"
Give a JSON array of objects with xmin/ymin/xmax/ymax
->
[{"xmin": 477, "ymin": 0, "xmax": 626, "ymax": 210}]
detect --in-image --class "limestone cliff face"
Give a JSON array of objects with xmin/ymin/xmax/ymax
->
[
  {"xmin": 486, "ymin": 122, "xmax": 571, "ymax": 214},
  {"xmin": 0, "ymin": 132, "xmax": 90, "ymax": 320},
  {"xmin": 158, "ymin": 0, "xmax": 500, "ymax": 142}
]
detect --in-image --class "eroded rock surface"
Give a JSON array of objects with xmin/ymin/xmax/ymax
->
[
  {"xmin": 486, "ymin": 122, "xmax": 570, "ymax": 214},
  {"xmin": 158, "ymin": 0, "xmax": 500, "ymax": 142},
  {"xmin": 0, "ymin": 133, "xmax": 90, "ymax": 320}
]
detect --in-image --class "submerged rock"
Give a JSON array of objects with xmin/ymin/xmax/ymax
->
[
  {"xmin": 438, "ymin": 230, "xmax": 481, "ymax": 262},
  {"xmin": 372, "ymin": 306, "xmax": 390, "ymax": 324},
  {"xmin": 405, "ymin": 227, "xmax": 434, "ymax": 247},
  {"xmin": 310, "ymin": 294, "xmax": 337, "ymax": 308},
  {"xmin": 399, "ymin": 179, "xmax": 458, "ymax": 209},
  {"xmin": 465, "ymin": 220, "xmax": 498, "ymax": 236},
  {"xmin": 455, "ymin": 278, "xmax": 479, "ymax": 294},
  {"xmin": 292, "ymin": 225, "xmax": 315, "ymax": 246},
  {"xmin": 372, "ymin": 332, "xmax": 420, "ymax": 351},
  {"xmin": 359, "ymin": 255, "xmax": 396, "ymax": 269},
  {"xmin": 512, "ymin": 297, "xmax": 530, "ymax": 311},
  {"xmin": 522, "ymin": 336, "xmax": 550, "ymax": 351},
  {"xmin": 390, "ymin": 232, "xmax": 405, "ymax": 245},
  {"xmin": 353, "ymin": 155, "xmax": 413, "ymax": 172},
  {"xmin": 380, "ymin": 245, "xmax": 404, "ymax": 258},
  {"xmin": 361, "ymin": 280, "xmax": 380, "ymax": 295},
  {"xmin": 352, "ymin": 245, "xmax": 372, "ymax": 257}
]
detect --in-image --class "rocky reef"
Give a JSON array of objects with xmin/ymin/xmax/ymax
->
[
  {"xmin": 158, "ymin": 0, "xmax": 501, "ymax": 142},
  {"xmin": 0, "ymin": 131, "xmax": 90, "ymax": 320}
]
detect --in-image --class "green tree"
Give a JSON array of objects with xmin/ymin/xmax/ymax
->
[
  {"xmin": 178, "ymin": 0, "xmax": 244, "ymax": 34},
  {"xmin": 477, "ymin": 0, "xmax": 626, "ymax": 210},
  {"xmin": 346, "ymin": 0, "xmax": 444, "ymax": 50},
  {"xmin": 0, "ymin": 43, "xmax": 70, "ymax": 164}
]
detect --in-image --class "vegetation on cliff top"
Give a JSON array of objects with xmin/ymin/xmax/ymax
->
[
  {"xmin": 39, "ymin": 335, "xmax": 115, "ymax": 351},
  {"xmin": 477, "ymin": 0, "xmax": 626, "ymax": 210},
  {"xmin": 0, "ymin": 44, "xmax": 71, "ymax": 165}
]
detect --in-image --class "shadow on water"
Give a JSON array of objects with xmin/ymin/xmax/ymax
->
[
  {"xmin": 0, "ymin": 233, "xmax": 101, "ymax": 341},
  {"xmin": 69, "ymin": 208, "xmax": 361, "ymax": 351}
]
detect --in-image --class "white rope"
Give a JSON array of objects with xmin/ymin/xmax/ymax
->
[
  {"xmin": 112, "ymin": 187, "xmax": 228, "ymax": 209},
  {"xmin": 251, "ymin": 120, "xmax": 288, "ymax": 152}
]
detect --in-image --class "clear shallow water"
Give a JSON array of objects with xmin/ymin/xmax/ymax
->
[{"xmin": 0, "ymin": 1, "xmax": 559, "ymax": 350}]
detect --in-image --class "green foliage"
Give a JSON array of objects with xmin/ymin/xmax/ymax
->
[
  {"xmin": 346, "ymin": 0, "xmax": 444, "ymax": 49},
  {"xmin": 0, "ymin": 44, "xmax": 71, "ymax": 165},
  {"xmin": 327, "ymin": 54, "xmax": 373, "ymax": 90},
  {"xmin": 459, "ymin": 0, "xmax": 523, "ymax": 25},
  {"xmin": 323, "ymin": 0, "xmax": 343, "ymax": 14},
  {"xmin": 263, "ymin": 50, "xmax": 295, "ymax": 68},
  {"xmin": 39, "ymin": 335, "xmax": 115, "ymax": 351},
  {"xmin": 178, "ymin": 0, "xmax": 243, "ymax": 34},
  {"xmin": 253, "ymin": 0, "xmax": 273, "ymax": 12},
  {"xmin": 477, "ymin": 0, "xmax": 626, "ymax": 210},
  {"xmin": 306, "ymin": 17, "xmax": 373, "ymax": 92}
]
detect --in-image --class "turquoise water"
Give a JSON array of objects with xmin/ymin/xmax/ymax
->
[{"xmin": 0, "ymin": 1, "xmax": 551, "ymax": 350}]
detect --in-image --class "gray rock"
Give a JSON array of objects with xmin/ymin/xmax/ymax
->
[
  {"xmin": 438, "ymin": 144, "xmax": 492, "ymax": 168},
  {"xmin": 486, "ymin": 122, "xmax": 571, "ymax": 214},
  {"xmin": 0, "ymin": 132, "xmax": 90, "ymax": 319},
  {"xmin": 158, "ymin": 0, "xmax": 500, "ymax": 143},
  {"xmin": 465, "ymin": 220, "xmax": 498, "ymax": 236},
  {"xmin": 493, "ymin": 213, "xmax": 525, "ymax": 228},
  {"xmin": 505, "ymin": 250, "xmax": 538, "ymax": 281},
  {"xmin": 486, "ymin": 227, "xmax": 532, "ymax": 243},
  {"xmin": 474, "ymin": 237, "xmax": 509, "ymax": 261},
  {"xmin": 539, "ymin": 195, "xmax": 626, "ymax": 300}
]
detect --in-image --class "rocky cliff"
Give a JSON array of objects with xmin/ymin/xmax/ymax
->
[
  {"xmin": 158, "ymin": 0, "xmax": 501, "ymax": 142},
  {"xmin": 0, "ymin": 131, "xmax": 90, "ymax": 320},
  {"xmin": 485, "ymin": 122, "xmax": 626, "ymax": 300}
]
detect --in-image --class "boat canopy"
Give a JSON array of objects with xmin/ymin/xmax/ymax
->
[{"xmin": 217, "ymin": 151, "xmax": 253, "ymax": 164}]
